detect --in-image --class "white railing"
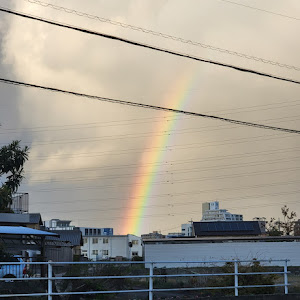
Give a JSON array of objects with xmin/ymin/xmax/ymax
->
[{"xmin": 0, "ymin": 259, "xmax": 289, "ymax": 299}]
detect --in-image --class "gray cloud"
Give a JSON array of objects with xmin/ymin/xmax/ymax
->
[{"xmin": 0, "ymin": 0, "xmax": 299, "ymax": 235}]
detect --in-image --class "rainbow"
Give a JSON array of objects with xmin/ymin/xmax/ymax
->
[{"xmin": 122, "ymin": 68, "xmax": 197, "ymax": 235}]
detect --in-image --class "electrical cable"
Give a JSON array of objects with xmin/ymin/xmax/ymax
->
[
  {"xmin": 25, "ymin": 165, "xmax": 300, "ymax": 193},
  {"xmin": 1, "ymin": 100, "xmax": 300, "ymax": 134},
  {"xmin": 2, "ymin": 113, "xmax": 300, "ymax": 141},
  {"xmin": 218, "ymin": 0, "xmax": 300, "ymax": 21},
  {"xmin": 26, "ymin": 156, "xmax": 300, "ymax": 184},
  {"xmin": 31, "ymin": 179, "xmax": 300, "ymax": 206},
  {"xmin": 0, "ymin": 78, "xmax": 299, "ymax": 134},
  {"xmin": 1, "ymin": 98, "xmax": 300, "ymax": 133},
  {"xmin": 35, "ymin": 189, "xmax": 300, "ymax": 215},
  {"xmin": 36, "ymin": 189, "xmax": 300, "ymax": 221},
  {"xmin": 1, "ymin": 7, "xmax": 300, "ymax": 85},
  {"xmin": 23, "ymin": 0, "xmax": 300, "ymax": 71},
  {"xmin": 25, "ymin": 146, "xmax": 300, "ymax": 175}
]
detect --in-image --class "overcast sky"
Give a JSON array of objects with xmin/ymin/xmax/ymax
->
[{"xmin": 0, "ymin": 0, "xmax": 299, "ymax": 235}]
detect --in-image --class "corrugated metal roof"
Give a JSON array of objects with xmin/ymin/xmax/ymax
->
[
  {"xmin": 0, "ymin": 213, "xmax": 29, "ymax": 223},
  {"xmin": 49, "ymin": 230, "xmax": 83, "ymax": 246},
  {"xmin": 0, "ymin": 213, "xmax": 42, "ymax": 225},
  {"xmin": 29, "ymin": 213, "xmax": 43, "ymax": 225},
  {"xmin": 0, "ymin": 226, "xmax": 58, "ymax": 236}
]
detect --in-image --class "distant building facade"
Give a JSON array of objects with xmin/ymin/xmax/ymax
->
[
  {"xmin": 10, "ymin": 193, "xmax": 29, "ymax": 214},
  {"xmin": 81, "ymin": 233, "xmax": 142, "ymax": 261},
  {"xmin": 44, "ymin": 219, "xmax": 75, "ymax": 231},
  {"xmin": 181, "ymin": 223, "xmax": 193, "ymax": 237},
  {"xmin": 79, "ymin": 227, "xmax": 113, "ymax": 237},
  {"xmin": 294, "ymin": 219, "xmax": 300, "ymax": 236},
  {"xmin": 141, "ymin": 231, "xmax": 165, "ymax": 239},
  {"xmin": 202, "ymin": 201, "xmax": 243, "ymax": 222}
]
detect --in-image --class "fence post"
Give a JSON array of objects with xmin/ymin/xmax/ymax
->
[
  {"xmin": 48, "ymin": 261, "xmax": 52, "ymax": 300},
  {"xmin": 284, "ymin": 259, "xmax": 288, "ymax": 294},
  {"xmin": 149, "ymin": 262, "xmax": 154, "ymax": 300},
  {"xmin": 234, "ymin": 261, "xmax": 239, "ymax": 296}
]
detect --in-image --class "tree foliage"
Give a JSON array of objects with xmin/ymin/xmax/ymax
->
[
  {"xmin": 266, "ymin": 205, "xmax": 297, "ymax": 236},
  {"xmin": 0, "ymin": 141, "xmax": 29, "ymax": 212},
  {"xmin": 266, "ymin": 217, "xmax": 282, "ymax": 236},
  {"xmin": 280, "ymin": 205, "xmax": 297, "ymax": 235}
]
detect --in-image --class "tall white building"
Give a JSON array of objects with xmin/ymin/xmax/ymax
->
[
  {"xmin": 201, "ymin": 201, "xmax": 243, "ymax": 222},
  {"xmin": 80, "ymin": 230, "xmax": 142, "ymax": 261}
]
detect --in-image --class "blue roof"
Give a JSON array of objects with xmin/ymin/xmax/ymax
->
[{"xmin": 0, "ymin": 226, "xmax": 58, "ymax": 236}]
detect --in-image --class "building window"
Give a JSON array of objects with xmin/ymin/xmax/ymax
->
[
  {"xmin": 83, "ymin": 238, "xmax": 88, "ymax": 244},
  {"xmin": 92, "ymin": 250, "xmax": 98, "ymax": 255},
  {"xmin": 132, "ymin": 251, "xmax": 138, "ymax": 256},
  {"xmin": 132, "ymin": 240, "xmax": 139, "ymax": 245},
  {"xmin": 82, "ymin": 250, "xmax": 87, "ymax": 253},
  {"xmin": 97, "ymin": 229, "xmax": 101, "ymax": 235},
  {"xmin": 103, "ymin": 238, "xmax": 109, "ymax": 244},
  {"xmin": 93, "ymin": 229, "xmax": 97, "ymax": 235},
  {"xmin": 103, "ymin": 250, "xmax": 109, "ymax": 255},
  {"xmin": 92, "ymin": 238, "xmax": 98, "ymax": 244},
  {"xmin": 89, "ymin": 229, "xmax": 93, "ymax": 235},
  {"xmin": 85, "ymin": 229, "xmax": 88, "ymax": 235}
]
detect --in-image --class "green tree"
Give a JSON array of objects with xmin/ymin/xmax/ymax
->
[{"xmin": 0, "ymin": 140, "xmax": 29, "ymax": 212}]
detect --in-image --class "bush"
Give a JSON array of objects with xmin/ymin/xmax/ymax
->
[{"xmin": 208, "ymin": 260, "xmax": 278, "ymax": 296}]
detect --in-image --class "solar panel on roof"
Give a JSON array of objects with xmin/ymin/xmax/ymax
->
[
  {"xmin": 244, "ymin": 223, "xmax": 254, "ymax": 230},
  {"xmin": 223, "ymin": 222, "xmax": 231, "ymax": 231},
  {"xmin": 231, "ymin": 223, "xmax": 238, "ymax": 230}
]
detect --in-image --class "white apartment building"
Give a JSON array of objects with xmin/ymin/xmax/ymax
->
[
  {"xmin": 81, "ymin": 234, "xmax": 143, "ymax": 261},
  {"xmin": 202, "ymin": 201, "xmax": 243, "ymax": 222},
  {"xmin": 181, "ymin": 223, "xmax": 193, "ymax": 236}
]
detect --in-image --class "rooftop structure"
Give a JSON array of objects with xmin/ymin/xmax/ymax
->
[
  {"xmin": 201, "ymin": 201, "xmax": 243, "ymax": 222},
  {"xmin": 44, "ymin": 219, "xmax": 75, "ymax": 231},
  {"xmin": 141, "ymin": 231, "xmax": 165, "ymax": 240},
  {"xmin": 10, "ymin": 193, "xmax": 29, "ymax": 214}
]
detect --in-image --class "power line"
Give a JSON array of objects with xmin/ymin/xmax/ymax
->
[
  {"xmin": 25, "ymin": 166, "xmax": 300, "ymax": 193},
  {"xmin": 36, "ymin": 189, "xmax": 300, "ymax": 221},
  {"xmin": 31, "ymin": 179, "xmax": 300, "ymax": 206},
  {"xmin": 1, "ymin": 7, "xmax": 300, "ymax": 85},
  {"xmin": 26, "ymin": 156, "xmax": 300, "ymax": 184},
  {"xmin": 35, "ymin": 189, "xmax": 300, "ymax": 215},
  {"xmin": 1, "ymin": 102, "xmax": 300, "ymax": 135},
  {"xmin": 218, "ymin": 0, "xmax": 300, "ymax": 21},
  {"xmin": 25, "ymin": 146, "xmax": 299, "ymax": 175},
  {"xmin": 22, "ymin": 0, "xmax": 300, "ymax": 71},
  {"xmin": 1, "ymin": 77, "xmax": 300, "ymax": 134},
  {"xmin": 4, "ymin": 113, "xmax": 297, "ymax": 146}
]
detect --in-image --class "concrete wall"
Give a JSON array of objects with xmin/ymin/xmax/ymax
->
[{"xmin": 145, "ymin": 241, "xmax": 300, "ymax": 267}]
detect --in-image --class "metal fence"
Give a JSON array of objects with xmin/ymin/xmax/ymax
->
[{"xmin": 0, "ymin": 259, "xmax": 289, "ymax": 299}]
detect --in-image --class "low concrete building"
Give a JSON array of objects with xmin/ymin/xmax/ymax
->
[
  {"xmin": 81, "ymin": 234, "xmax": 142, "ymax": 261},
  {"xmin": 144, "ymin": 236, "xmax": 300, "ymax": 268}
]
